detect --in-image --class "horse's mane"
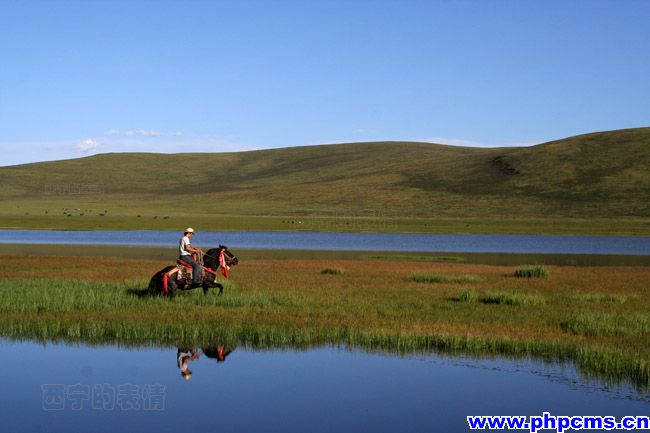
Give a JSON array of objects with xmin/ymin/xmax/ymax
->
[{"xmin": 203, "ymin": 247, "xmax": 221, "ymax": 270}]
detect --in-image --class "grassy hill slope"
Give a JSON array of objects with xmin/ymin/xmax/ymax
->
[{"xmin": 1, "ymin": 127, "xmax": 649, "ymax": 233}]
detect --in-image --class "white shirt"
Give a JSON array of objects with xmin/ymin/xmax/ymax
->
[{"xmin": 179, "ymin": 235, "xmax": 192, "ymax": 256}]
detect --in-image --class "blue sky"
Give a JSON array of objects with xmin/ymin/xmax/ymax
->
[{"xmin": 1, "ymin": 0, "xmax": 649, "ymax": 166}]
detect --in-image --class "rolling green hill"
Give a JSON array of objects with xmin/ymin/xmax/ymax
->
[{"xmin": 1, "ymin": 127, "xmax": 649, "ymax": 234}]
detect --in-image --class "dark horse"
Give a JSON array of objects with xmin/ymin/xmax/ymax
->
[{"xmin": 148, "ymin": 245, "xmax": 238, "ymax": 297}]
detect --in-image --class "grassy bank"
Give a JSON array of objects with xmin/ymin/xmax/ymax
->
[
  {"xmin": 1, "ymin": 254, "xmax": 650, "ymax": 387},
  {"xmin": 2, "ymin": 211, "xmax": 650, "ymax": 235}
]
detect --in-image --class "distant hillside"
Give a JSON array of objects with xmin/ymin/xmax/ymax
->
[{"xmin": 1, "ymin": 127, "xmax": 649, "ymax": 221}]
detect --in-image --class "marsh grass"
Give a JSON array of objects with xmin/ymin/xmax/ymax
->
[
  {"xmin": 0, "ymin": 279, "xmax": 293, "ymax": 313},
  {"xmin": 562, "ymin": 313, "xmax": 650, "ymax": 337},
  {"xmin": 411, "ymin": 272, "xmax": 483, "ymax": 284},
  {"xmin": 0, "ymin": 279, "xmax": 151, "ymax": 314},
  {"xmin": 214, "ymin": 291, "xmax": 300, "ymax": 309},
  {"xmin": 479, "ymin": 291, "xmax": 546, "ymax": 306},
  {"xmin": 453, "ymin": 289, "xmax": 545, "ymax": 306},
  {"xmin": 570, "ymin": 293, "xmax": 627, "ymax": 304},
  {"xmin": 2, "ymin": 255, "xmax": 650, "ymax": 387},
  {"xmin": 455, "ymin": 289, "xmax": 478, "ymax": 303},
  {"xmin": 514, "ymin": 265, "xmax": 549, "ymax": 278}
]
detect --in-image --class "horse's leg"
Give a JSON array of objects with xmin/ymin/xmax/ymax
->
[
  {"xmin": 205, "ymin": 275, "xmax": 224, "ymax": 296},
  {"xmin": 167, "ymin": 278, "xmax": 178, "ymax": 298},
  {"xmin": 201, "ymin": 274, "xmax": 212, "ymax": 295}
]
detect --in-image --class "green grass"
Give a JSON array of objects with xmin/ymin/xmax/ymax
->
[
  {"xmin": 455, "ymin": 289, "xmax": 478, "ymax": 303},
  {"xmin": 570, "ymin": 293, "xmax": 628, "ymax": 304},
  {"xmin": 453, "ymin": 289, "xmax": 545, "ymax": 306},
  {"xmin": 515, "ymin": 265, "xmax": 550, "ymax": 278},
  {"xmin": 562, "ymin": 313, "xmax": 650, "ymax": 337},
  {"xmin": 478, "ymin": 291, "xmax": 546, "ymax": 306},
  {"xmin": 411, "ymin": 272, "xmax": 484, "ymax": 284},
  {"xmin": 0, "ymin": 278, "xmax": 291, "ymax": 313},
  {"xmin": 2, "ymin": 212, "xmax": 648, "ymax": 235},
  {"xmin": 1, "ymin": 127, "xmax": 650, "ymax": 234}
]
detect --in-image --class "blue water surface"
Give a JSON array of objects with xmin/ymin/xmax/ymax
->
[
  {"xmin": 1, "ymin": 340, "xmax": 648, "ymax": 433},
  {"xmin": 0, "ymin": 229, "xmax": 649, "ymax": 255}
]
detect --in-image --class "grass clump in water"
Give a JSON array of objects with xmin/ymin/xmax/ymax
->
[
  {"xmin": 321, "ymin": 267, "xmax": 344, "ymax": 275},
  {"xmin": 514, "ymin": 265, "xmax": 549, "ymax": 278},
  {"xmin": 411, "ymin": 273, "xmax": 483, "ymax": 284}
]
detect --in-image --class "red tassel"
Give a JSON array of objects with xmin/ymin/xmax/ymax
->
[
  {"xmin": 219, "ymin": 250, "xmax": 230, "ymax": 278},
  {"xmin": 217, "ymin": 345, "xmax": 224, "ymax": 361}
]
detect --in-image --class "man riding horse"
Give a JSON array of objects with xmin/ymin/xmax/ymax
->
[{"xmin": 147, "ymin": 227, "xmax": 239, "ymax": 297}]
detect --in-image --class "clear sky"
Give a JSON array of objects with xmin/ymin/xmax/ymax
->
[{"xmin": 1, "ymin": 0, "xmax": 649, "ymax": 166}]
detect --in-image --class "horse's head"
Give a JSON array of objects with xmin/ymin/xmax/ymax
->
[
  {"xmin": 204, "ymin": 245, "xmax": 239, "ymax": 271},
  {"xmin": 218, "ymin": 244, "xmax": 239, "ymax": 267}
]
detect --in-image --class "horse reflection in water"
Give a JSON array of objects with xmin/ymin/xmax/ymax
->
[{"xmin": 177, "ymin": 346, "xmax": 235, "ymax": 380}]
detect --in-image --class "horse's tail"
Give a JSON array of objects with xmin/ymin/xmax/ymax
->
[
  {"xmin": 148, "ymin": 266, "xmax": 177, "ymax": 296},
  {"xmin": 147, "ymin": 273, "xmax": 160, "ymax": 296}
]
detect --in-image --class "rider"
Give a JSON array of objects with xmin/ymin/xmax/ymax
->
[
  {"xmin": 179, "ymin": 227, "xmax": 202, "ymax": 287},
  {"xmin": 177, "ymin": 347, "xmax": 199, "ymax": 380}
]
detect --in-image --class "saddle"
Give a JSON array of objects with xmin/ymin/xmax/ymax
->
[{"xmin": 175, "ymin": 259, "xmax": 217, "ymax": 281}]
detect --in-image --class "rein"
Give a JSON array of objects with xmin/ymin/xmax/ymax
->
[{"xmin": 195, "ymin": 248, "xmax": 234, "ymax": 278}]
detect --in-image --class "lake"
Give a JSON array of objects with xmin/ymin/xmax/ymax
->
[
  {"xmin": 1, "ymin": 229, "xmax": 649, "ymax": 255},
  {"xmin": 1, "ymin": 339, "xmax": 648, "ymax": 433}
]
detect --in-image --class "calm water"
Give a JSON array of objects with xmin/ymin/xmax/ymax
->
[
  {"xmin": 1, "ymin": 339, "xmax": 648, "ymax": 433},
  {"xmin": 1, "ymin": 229, "xmax": 649, "ymax": 255}
]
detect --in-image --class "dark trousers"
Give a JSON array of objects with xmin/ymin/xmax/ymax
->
[{"xmin": 180, "ymin": 255, "xmax": 201, "ymax": 283}]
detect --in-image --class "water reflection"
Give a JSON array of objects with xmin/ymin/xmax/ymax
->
[
  {"xmin": 177, "ymin": 345, "xmax": 235, "ymax": 380},
  {"xmin": 2, "ymin": 339, "xmax": 649, "ymax": 433},
  {"xmin": 177, "ymin": 347, "xmax": 199, "ymax": 380}
]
